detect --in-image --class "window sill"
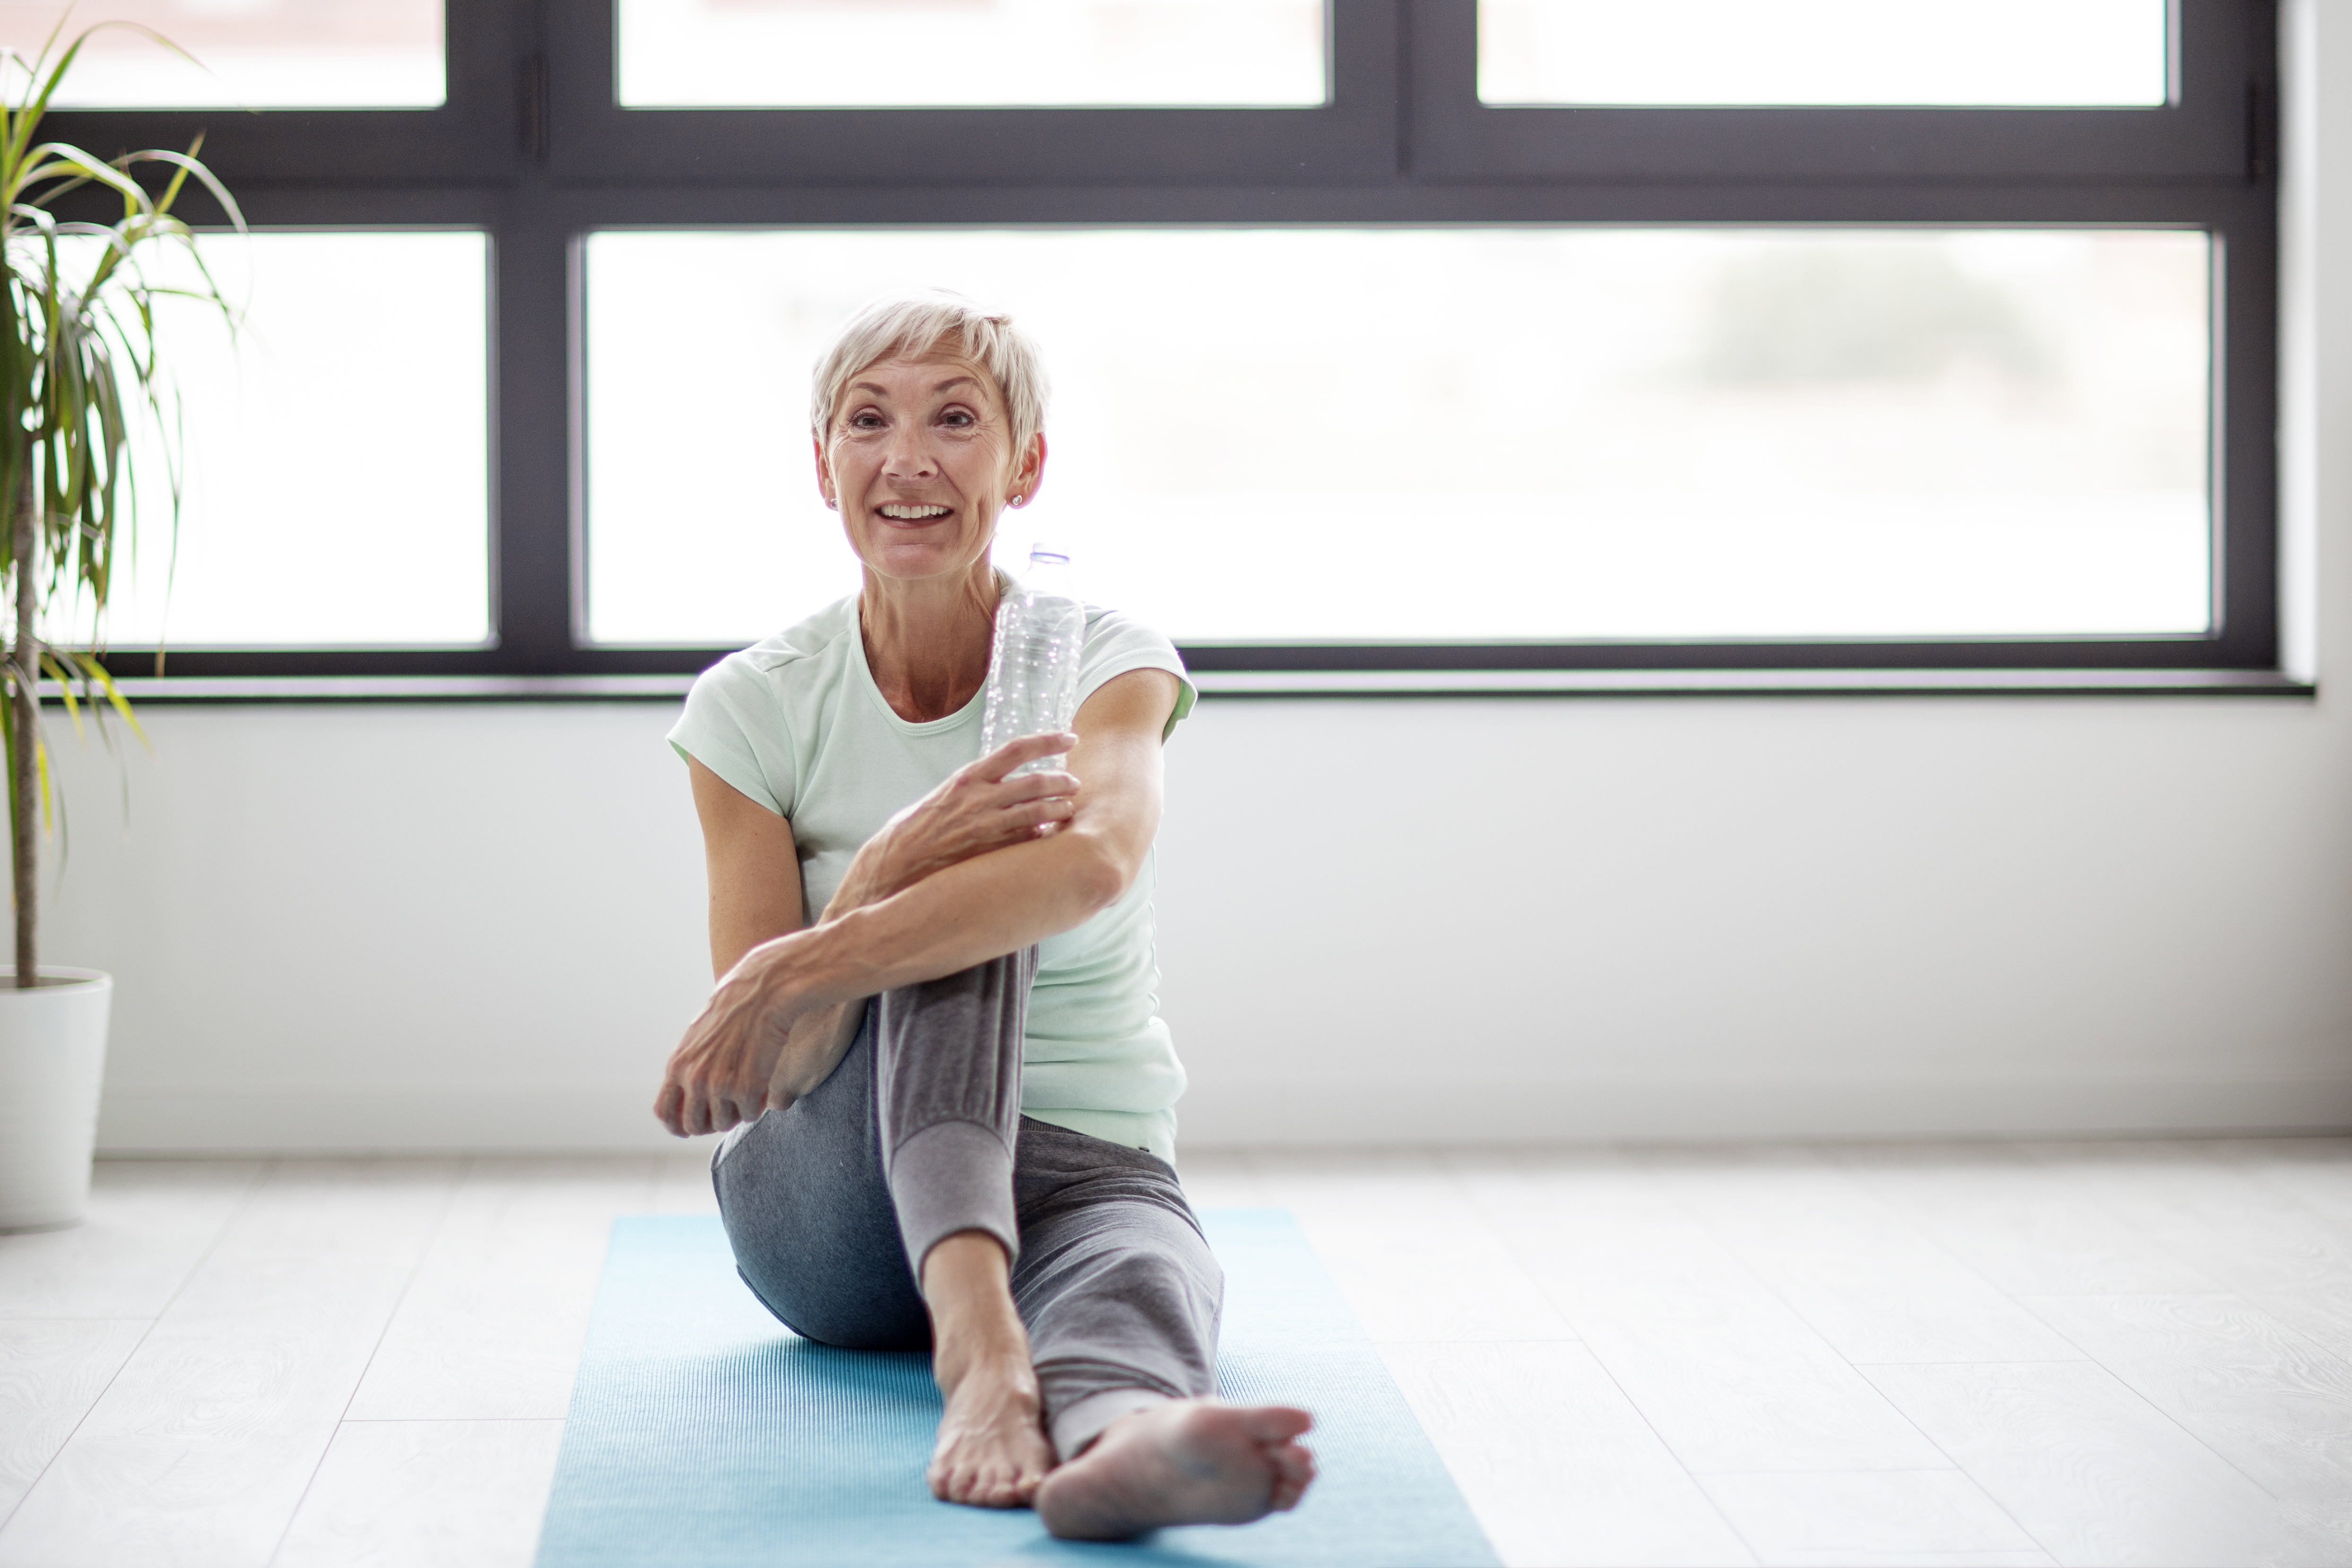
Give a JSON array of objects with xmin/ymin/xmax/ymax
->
[
  {"xmin": 1190, "ymin": 668, "xmax": 2315, "ymax": 698},
  {"xmin": 38, "ymin": 668, "xmax": 2315, "ymax": 704}
]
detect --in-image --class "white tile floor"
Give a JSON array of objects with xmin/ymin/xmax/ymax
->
[{"xmin": 4, "ymin": 1140, "xmax": 2352, "ymax": 1567}]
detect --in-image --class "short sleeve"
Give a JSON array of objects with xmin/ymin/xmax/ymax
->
[
  {"xmin": 1076, "ymin": 609, "xmax": 1197, "ymax": 741},
  {"xmin": 668, "ymin": 654, "xmax": 795, "ymax": 817}
]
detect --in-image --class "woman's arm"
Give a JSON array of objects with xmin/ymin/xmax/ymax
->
[
  {"xmin": 655, "ymin": 667, "xmax": 1181, "ymax": 1137},
  {"xmin": 821, "ymin": 731, "xmax": 1083, "ymax": 920},
  {"xmin": 688, "ymin": 757, "xmax": 807, "ymax": 977},
  {"xmin": 670, "ymin": 727, "xmax": 1096, "ymax": 1135},
  {"xmin": 683, "ymin": 760, "xmax": 869, "ymax": 1129}
]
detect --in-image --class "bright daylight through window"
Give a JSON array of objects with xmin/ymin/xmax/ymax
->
[
  {"xmin": 91, "ymin": 231, "xmax": 490, "ymax": 650},
  {"xmin": 0, "ymin": 0, "xmax": 444, "ymax": 109},
  {"xmin": 617, "ymin": 0, "xmax": 1326, "ymax": 108},
  {"xmin": 1478, "ymin": 0, "xmax": 2169, "ymax": 106},
  {"xmin": 584, "ymin": 227, "xmax": 2211, "ymax": 650}
]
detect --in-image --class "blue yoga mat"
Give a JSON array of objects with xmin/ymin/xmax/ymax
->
[{"xmin": 536, "ymin": 1208, "xmax": 1498, "ymax": 1568}]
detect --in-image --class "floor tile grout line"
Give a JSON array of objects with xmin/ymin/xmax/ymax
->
[
  {"xmin": 336, "ymin": 1415, "xmax": 571, "ymax": 1424},
  {"xmin": 1812, "ymin": 1143, "xmax": 2238, "ymax": 1564},
  {"xmin": 1245, "ymin": 1147, "xmax": 1587, "ymax": 1346},
  {"xmin": 1840, "ymin": 1139, "xmax": 2352, "ymax": 1525},
  {"xmin": 1431, "ymin": 1144, "xmax": 1769, "ymax": 1568},
  {"xmin": 1853, "ymin": 1188, "xmax": 2342, "ymax": 1526},
  {"xmin": 2006, "ymin": 1141, "xmax": 2256, "ymax": 1300},
  {"xmin": 1687, "ymin": 1465, "xmax": 1977, "ymax": 1477},
  {"xmin": 1958, "ymin": 1293, "xmax": 2352, "ymax": 1518},
  {"xmin": 2002, "ymin": 1281, "xmax": 2347, "ymax": 1378},
  {"xmin": 261, "ymin": 1153, "xmax": 474, "ymax": 1568},
  {"xmin": 2082, "ymin": 1145, "xmax": 2352, "ymax": 1381},
  {"xmin": 0, "ymin": 1155, "xmax": 277, "ymax": 1539},
  {"xmin": 2218, "ymin": 1142, "xmax": 2352, "ymax": 1247},
  {"xmin": 2004, "ymin": 1142, "xmax": 2352, "ymax": 1401},
  {"xmin": 1243, "ymin": 1147, "xmax": 1676, "ymax": 1564},
  {"xmin": 1629, "ymin": 1143, "xmax": 2060, "ymax": 1568},
  {"xmin": 1431, "ymin": 1151, "xmax": 1586, "ymax": 1347}
]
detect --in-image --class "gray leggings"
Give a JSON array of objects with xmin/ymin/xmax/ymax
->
[{"xmin": 711, "ymin": 949, "xmax": 1223, "ymax": 1459}]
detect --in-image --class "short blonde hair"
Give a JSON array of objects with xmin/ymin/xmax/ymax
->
[{"xmin": 809, "ymin": 290, "xmax": 1049, "ymax": 459}]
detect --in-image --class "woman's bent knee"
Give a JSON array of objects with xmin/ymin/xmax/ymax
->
[
  {"xmin": 713, "ymin": 1104, "xmax": 933, "ymax": 1351},
  {"xmin": 732, "ymin": 1257, "xmax": 932, "ymax": 1351}
]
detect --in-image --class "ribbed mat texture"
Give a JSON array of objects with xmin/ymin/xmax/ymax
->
[{"xmin": 535, "ymin": 1207, "xmax": 1498, "ymax": 1567}]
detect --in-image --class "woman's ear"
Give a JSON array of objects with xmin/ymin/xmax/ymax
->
[
  {"xmin": 1011, "ymin": 431, "xmax": 1049, "ymax": 509},
  {"xmin": 811, "ymin": 430, "xmax": 837, "ymax": 510}
]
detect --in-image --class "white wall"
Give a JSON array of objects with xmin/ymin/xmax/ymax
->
[{"xmin": 65, "ymin": 7, "xmax": 2352, "ymax": 1152}]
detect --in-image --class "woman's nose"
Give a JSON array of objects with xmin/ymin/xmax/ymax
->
[{"xmin": 882, "ymin": 433, "xmax": 937, "ymax": 480}]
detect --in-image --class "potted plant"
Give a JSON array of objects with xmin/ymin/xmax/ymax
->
[{"xmin": 0, "ymin": 22, "xmax": 238, "ymax": 1231}]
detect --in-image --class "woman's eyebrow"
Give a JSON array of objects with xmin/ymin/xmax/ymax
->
[{"xmin": 846, "ymin": 375, "xmax": 980, "ymax": 398}]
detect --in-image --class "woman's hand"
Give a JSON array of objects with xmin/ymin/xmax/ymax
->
[
  {"xmin": 653, "ymin": 941, "xmax": 840, "ymax": 1137},
  {"xmin": 824, "ymin": 731, "xmax": 1080, "ymax": 918}
]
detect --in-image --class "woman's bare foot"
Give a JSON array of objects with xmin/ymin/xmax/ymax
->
[
  {"xmin": 922, "ymin": 1232, "xmax": 1054, "ymax": 1508},
  {"xmin": 1035, "ymin": 1399, "xmax": 1317, "ymax": 1541}
]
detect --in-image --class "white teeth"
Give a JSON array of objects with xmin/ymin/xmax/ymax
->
[{"xmin": 878, "ymin": 504, "xmax": 950, "ymax": 519}]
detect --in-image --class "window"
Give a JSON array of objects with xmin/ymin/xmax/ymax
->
[
  {"xmin": 585, "ymin": 226, "xmax": 2213, "ymax": 648},
  {"xmin": 31, "ymin": 0, "xmax": 2281, "ymax": 692},
  {"xmin": 0, "ymin": 0, "xmax": 446, "ymax": 109},
  {"xmin": 104, "ymin": 232, "xmax": 490, "ymax": 649},
  {"xmin": 616, "ymin": 0, "xmax": 1327, "ymax": 108},
  {"xmin": 1477, "ymin": 0, "xmax": 2170, "ymax": 108}
]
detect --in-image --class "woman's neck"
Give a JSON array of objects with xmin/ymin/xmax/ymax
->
[{"xmin": 859, "ymin": 562, "xmax": 1000, "ymax": 723}]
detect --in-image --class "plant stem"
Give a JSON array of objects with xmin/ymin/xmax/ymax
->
[{"xmin": 12, "ymin": 465, "xmax": 35, "ymax": 988}]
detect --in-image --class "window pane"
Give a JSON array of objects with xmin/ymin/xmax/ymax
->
[
  {"xmin": 617, "ymin": 0, "xmax": 1325, "ymax": 108},
  {"xmin": 96, "ymin": 232, "xmax": 488, "ymax": 649},
  {"xmin": 1480, "ymin": 0, "xmax": 2167, "ymax": 107},
  {"xmin": 0, "ymin": 1, "xmax": 443, "ymax": 109},
  {"xmin": 583, "ymin": 228, "xmax": 2209, "ymax": 648}
]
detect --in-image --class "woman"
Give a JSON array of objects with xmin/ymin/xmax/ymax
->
[{"xmin": 655, "ymin": 292, "xmax": 1316, "ymax": 1540}]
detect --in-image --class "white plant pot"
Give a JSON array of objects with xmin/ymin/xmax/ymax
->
[{"xmin": 0, "ymin": 968, "xmax": 113, "ymax": 1231}]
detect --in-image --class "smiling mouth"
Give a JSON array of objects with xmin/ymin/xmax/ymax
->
[{"xmin": 877, "ymin": 504, "xmax": 952, "ymax": 520}]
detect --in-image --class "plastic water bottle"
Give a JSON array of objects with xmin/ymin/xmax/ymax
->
[{"xmin": 981, "ymin": 547, "xmax": 1087, "ymax": 776}]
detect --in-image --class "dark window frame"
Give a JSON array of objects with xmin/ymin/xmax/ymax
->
[{"xmin": 26, "ymin": 0, "xmax": 2286, "ymax": 691}]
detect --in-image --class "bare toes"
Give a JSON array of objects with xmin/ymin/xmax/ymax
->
[{"xmin": 1240, "ymin": 1404, "xmax": 1314, "ymax": 1444}]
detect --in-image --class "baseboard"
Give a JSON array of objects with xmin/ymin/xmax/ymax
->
[
  {"xmin": 96, "ymin": 1074, "xmax": 2352, "ymax": 1155},
  {"xmin": 1175, "ymin": 1074, "xmax": 2352, "ymax": 1145},
  {"xmin": 97, "ymin": 1085, "xmax": 708, "ymax": 1155}
]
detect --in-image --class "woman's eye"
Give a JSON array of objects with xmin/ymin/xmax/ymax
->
[
  {"xmin": 939, "ymin": 407, "xmax": 976, "ymax": 428},
  {"xmin": 849, "ymin": 411, "xmax": 884, "ymax": 430}
]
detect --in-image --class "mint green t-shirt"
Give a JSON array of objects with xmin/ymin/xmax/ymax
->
[{"xmin": 667, "ymin": 591, "xmax": 1198, "ymax": 1162}]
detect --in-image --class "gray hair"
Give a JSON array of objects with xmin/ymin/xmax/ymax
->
[{"xmin": 809, "ymin": 289, "xmax": 1050, "ymax": 459}]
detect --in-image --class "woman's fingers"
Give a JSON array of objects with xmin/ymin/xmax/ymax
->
[
  {"xmin": 996, "ymin": 768, "xmax": 1079, "ymax": 803},
  {"xmin": 659, "ymin": 1055, "xmax": 762, "ymax": 1139},
  {"xmin": 652, "ymin": 945, "xmax": 819, "ymax": 1138},
  {"xmin": 708, "ymin": 1094, "xmax": 746, "ymax": 1136},
  {"xmin": 955, "ymin": 789, "xmax": 1074, "ymax": 849},
  {"xmin": 861, "ymin": 740, "xmax": 1082, "ymax": 887},
  {"xmin": 978, "ymin": 731, "xmax": 1078, "ymax": 780},
  {"xmin": 1020, "ymin": 796, "xmax": 1076, "ymax": 829}
]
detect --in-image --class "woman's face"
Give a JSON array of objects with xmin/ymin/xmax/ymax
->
[{"xmin": 815, "ymin": 349, "xmax": 1043, "ymax": 589}]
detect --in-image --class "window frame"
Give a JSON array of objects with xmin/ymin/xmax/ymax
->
[{"xmin": 23, "ymin": 0, "xmax": 2286, "ymax": 692}]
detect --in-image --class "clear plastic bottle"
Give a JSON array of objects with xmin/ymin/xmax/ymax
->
[{"xmin": 981, "ymin": 546, "xmax": 1087, "ymax": 777}]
